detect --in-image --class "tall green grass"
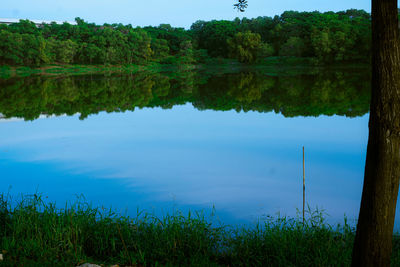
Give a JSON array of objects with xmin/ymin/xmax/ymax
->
[{"xmin": 0, "ymin": 193, "xmax": 399, "ymax": 266}]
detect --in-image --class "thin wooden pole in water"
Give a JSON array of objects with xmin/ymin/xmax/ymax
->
[{"xmin": 303, "ymin": 146, "xmax": 305, "ymax": 225}]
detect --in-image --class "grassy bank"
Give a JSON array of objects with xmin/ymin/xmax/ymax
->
[
  {"xmin": 0, "ymin": 63, "xmax": 196, "ymax": 79},
  {"xmin": 0, "ymin": 57, "xmax": 370, "ymax": 79},
  {"xmin": 0, "ymin": 194, "xmax": 399, "ymax": 266}
]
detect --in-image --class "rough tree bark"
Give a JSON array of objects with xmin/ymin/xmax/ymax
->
[{"xmin": 351, "ymin": 0, "xmax": 400, "ymax": 266}]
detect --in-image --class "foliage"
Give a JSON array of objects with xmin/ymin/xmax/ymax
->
[
  {"xmin": 0, "ymin": 10, "xmax": 372, "ymax": 66},
  {"xmin": 151, "ymin": 38, "xmax": 170, "ymax": 60},
  {"xmin": 178, "ymin": 40, "xmax": 195, "ymax": 64},
  {"xmin": 280, "ymin": 36, "xmax": 306, "ymax": 57},
  {"xmin": 227, "ymin": 31, "xmax": 263, "ymax": 63},
  {"xmin": 191, "ymin": 20, "xmax": 238, "ymax": 58},
  {"xmin": 47, "ymin": 39, "xmax": 78, "ymax": 64},
  {"xmin": 258, "ymin": 43, "xmax": 275, "ymax": 58}
]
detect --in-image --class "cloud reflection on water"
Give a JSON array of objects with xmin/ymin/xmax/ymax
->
[{"xmin": 0, "ymin": 104, "xmax": 387, "ymax": 228}]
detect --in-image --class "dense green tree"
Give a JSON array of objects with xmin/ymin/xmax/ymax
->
[
  {"xmin": 0, "ymin": 10, "xmax": 373, "ymax": 66},
  {"xmin": 311, "ymin": 27, "xmax": 356, "ymax": 63},
  {"xmin": 128, "ymin": 29, "xmax": 153, "ymax": 63},
  {"xmin": 144, "ymin": 24, "xmax": 191, "ymax": 54},
  {"xmin": 7, "ymin": 19, "xmax": 39, "ymax": 34},
  {"xmin": 257, "ymin": 43, "xmax": 274, "ymax": 58},
  {"xmin": 77, "ymin": 43, "xmax": 102, "ymax": 64},
  {"xmin": 279, "ymin": 36, "xmax": 305, "ymax": 57},
  {"xmin": 151, "ymin": 39, "xmax": 170, "ymax": 60},
  {"xmin": 237, "ymin": 16, "xmax": 276, "ymax": 43},
  {"xmin": 0, "ymin": 31, "xmax": 50, "ymax": 66},
  {"xmin": 192, "ymin": 20, "xmax": 238, "ymax": 57},
  {"xmin": 47, "ymin": 39, "xmax": 78, "ymax": 64},
  {"xmin": 310, "ymin": 29, "xmax": 332, "ymax": 62},
  {"xmin": 178, "ymin": 40, "xmax": 195, "ymax": 64},
  {"xmin": 227, "ymin": 31, "xmax": 263, "ymax": 63},
  {"xmin": 0, "ymin": 30, "xmax": 24, "ymax": 65}
]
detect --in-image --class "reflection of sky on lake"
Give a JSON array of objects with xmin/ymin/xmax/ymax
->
[{"xmin": 0, "ymin": 104, "xmax": 399, "ymax": 229}]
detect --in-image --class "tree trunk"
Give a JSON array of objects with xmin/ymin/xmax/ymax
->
[{"xmin": 351, "ymin": 0, "xmax": 400, "ymax": 266}]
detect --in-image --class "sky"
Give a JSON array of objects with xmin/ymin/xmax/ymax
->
[{"xmin": 1, "ymin": 0, "xmax": 371, "ymax": 29}]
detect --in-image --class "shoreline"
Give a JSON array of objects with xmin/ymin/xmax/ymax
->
[
  {"xmin": 1, "ymin": 193, "xmax": 398, "ymax": 266},
  {"xmin": 0, "ymin": 57, "xmax": 370, "ymax": 78}
]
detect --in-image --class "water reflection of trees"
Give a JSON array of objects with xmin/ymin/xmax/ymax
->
[
  {"xmin": 194, "ymin": 70, "xmax": 370, "ymax": 117},
  {"xmin": 0, "ymin": 70, "xmax": 370, "ymax": 120}
]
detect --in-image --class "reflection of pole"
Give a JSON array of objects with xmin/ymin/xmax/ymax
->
[{"xmin": 303, "ymin": 146, "xmax": 305, "ymax": 225}]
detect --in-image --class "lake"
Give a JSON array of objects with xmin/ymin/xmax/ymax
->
[{"xmin": 1, "ymin": 68, "xmax": 399, "ymax": 229}]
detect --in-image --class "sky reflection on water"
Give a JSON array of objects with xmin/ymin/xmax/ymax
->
[{"xmin": 0, "ymin": 104, "xmax": 398, "ymax": 229}]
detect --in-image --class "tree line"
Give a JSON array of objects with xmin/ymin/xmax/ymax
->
[{"xmin": 0, "ymin": 9, "xmax": 374, "ymax": 66}]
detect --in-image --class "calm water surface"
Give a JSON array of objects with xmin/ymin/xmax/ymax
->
[{"xmin": 0, "ymin": 69, "xmax": 399, "ymax": 229}]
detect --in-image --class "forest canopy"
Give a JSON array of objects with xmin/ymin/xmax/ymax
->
[{"xmin": 0, "ymin": 9, "xmax": 373, "ymax": 66}]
